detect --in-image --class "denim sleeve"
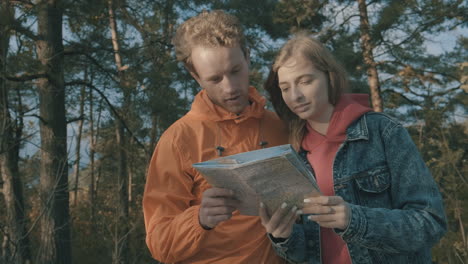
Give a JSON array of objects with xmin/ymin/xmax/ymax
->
[
  {"xmin": 338, "ymin": 122, "xmax": 447, "ymax": 254},
  {"xmin": 269, "ymin": 223, "xmax": 308, "ymax": 263}
]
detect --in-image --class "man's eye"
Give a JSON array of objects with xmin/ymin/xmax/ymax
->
[
  {"xmin": 280, "ymin": 87, "xmax": 289, "ymax": 92},
  {"xmin": 300, "ymin": 79, "xmax": 312, "ymax": 85}
]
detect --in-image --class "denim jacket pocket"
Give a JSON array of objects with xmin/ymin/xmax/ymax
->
[{"xmin": 353, "ymin": 165, "xmax": 392, "ymax": 208}]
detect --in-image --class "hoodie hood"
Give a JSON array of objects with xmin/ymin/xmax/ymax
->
[
  {"xmin": 187, "ymin": 86, "xmax": 266, "ymax": 123},
  {"xmin": 302, "ymin": 94, "xmax": 372, "ymax": 150}
]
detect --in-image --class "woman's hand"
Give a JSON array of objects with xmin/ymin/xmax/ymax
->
[
  {"xmin": 259, "ymin": 202, "xmax": 300, "ymax": 239},
  {"xmin": 302, "ymin": 195, "xmax": 350, "ymax": 230}
]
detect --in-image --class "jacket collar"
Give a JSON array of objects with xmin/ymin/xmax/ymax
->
[
  {"xmin": 346, "ymin": 114, "xmax": 370, "ymax": 141},
  {"xmin": 187, "ymin": 86, "xmax": 266, "ymax": 123}
]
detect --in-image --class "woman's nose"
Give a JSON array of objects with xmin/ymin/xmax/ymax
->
[{"xmin": 291, "ymin": 86, "xmax": 304, "ymax": 101}]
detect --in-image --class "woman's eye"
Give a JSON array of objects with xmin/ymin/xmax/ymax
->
[{"xmin": 210, "ymin": 77, "xmax": 222, "ymax": 83}]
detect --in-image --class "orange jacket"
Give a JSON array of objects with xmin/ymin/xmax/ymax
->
[{"xmin": 143, "ymin": 87, "xmax": 288, "ymax": 264}]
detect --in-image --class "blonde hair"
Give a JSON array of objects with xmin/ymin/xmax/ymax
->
[
  {"xmin": 172, "ymin": 10, "xmax": 249, "ymax": 73},
  {"xmin": 264, "ymin": 33, "xmax": 349, "ymax": 150}
]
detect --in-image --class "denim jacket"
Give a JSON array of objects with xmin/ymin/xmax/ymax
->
[{"xmin": 271, "ymin": 112, "xmax": 447, "ymax": 264}]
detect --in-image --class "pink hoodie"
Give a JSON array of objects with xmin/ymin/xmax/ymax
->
[{"xmin": 301, "ymin": 94, "xmax": 372, "ymax": 264}]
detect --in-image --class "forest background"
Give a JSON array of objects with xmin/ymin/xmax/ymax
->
[{"xmin": 0, "ymin": 0, "xmax": 467, "ymax": 263}]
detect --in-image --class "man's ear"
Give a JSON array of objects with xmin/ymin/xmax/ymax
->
[
  {"xmin": 185, "ymin": 64, "xmax": 201, "ymax": 84},
  {"xmin": 189, "ymin": 70, "xmax": 201, "ymax": 85}
]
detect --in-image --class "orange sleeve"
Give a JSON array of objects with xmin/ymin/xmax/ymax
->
[{"xmin": 143, "ymin": 130, "xmax": 209, "ymax": 263}]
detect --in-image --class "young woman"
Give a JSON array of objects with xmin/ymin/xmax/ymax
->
[{"xmin": 260, "ymin": 34, "xmax": 447, "ymax": 264}]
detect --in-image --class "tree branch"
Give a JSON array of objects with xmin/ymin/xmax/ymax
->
[
  {"xmin": 24, "ymin": 114, "xmax": 47, "ymax": 125},
  {"xmin": 383, "ymin": 89, "xmax": 422, "ymax": 106},
  {"xmin": 65, "ymin": 80, "xmax": 149, "ymax": 155},
  {"xmin": 63, "ymin": 48, "xmax": 120, "ymax": 84},
  {"xmin": 8, "ymin": 0, "xmax": 35, "ymax": 9},
  {"xmin": 4, "ymin": 72, "xmax": 48, "ymax": 82},
  {"xmin": 119, "ymin": 5, "xmax": 172, "ymax": 48},
  {"xmin": 66, "ymin": 115, "xmax": 84, "ymax": 124},
  {"xmin": 10, "ymin": 20, "xmax": 38, "ymax": 41}
]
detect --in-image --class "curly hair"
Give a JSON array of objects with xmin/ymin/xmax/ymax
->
[
  {"xmin": 264, "ymin": 33, "xmax": 349, "ymax": 150},
  {"xmin": 172, "ymin": 10, "xmax": 249, "ymax": 73}
]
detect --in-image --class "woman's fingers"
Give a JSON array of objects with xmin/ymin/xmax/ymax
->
[
  {"xmin": 260, "ymin": 202, "xmax": 299, "ymax": 239},
  {"xmin": 264, "ymin": 203, "xmax": 288, "ymax": 233},
  {"xmin": 275, "ymin": 206, "xmax": 299, "ymax": 237},
  {"xmin": 304, "ymin": 195, "xmax": 344, "ymax": 206},
  {"xmin": 302, "ymin": 195, "xmax": 351, "ymax": 230},
  {"xmin": 259, "ymin": 202, "xmax": 270, "ymax": 225},
  {"xmin": 302, "ymin": 204, "xmax": 339, "ymax": 215}
]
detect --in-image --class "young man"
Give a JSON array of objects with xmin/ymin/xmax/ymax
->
[{"xmin": 143, "ymin": 10, "xmax": 288, "ymax": 264}]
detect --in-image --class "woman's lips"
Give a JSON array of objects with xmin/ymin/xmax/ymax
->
[{"xmin": 294, "ymin": 103, "xmax": 310, "ymax": 113}]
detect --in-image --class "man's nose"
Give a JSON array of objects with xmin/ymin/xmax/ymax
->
[{"xmin": 221, "ymin": 76, "xmax": 237, "ymax": 94}]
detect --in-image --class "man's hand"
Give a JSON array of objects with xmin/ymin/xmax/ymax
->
[
  {"xmin": 302, "ymin": 195, "xmax": 351, "ymax": 230},
  {"xmin": 199, "ymin": 188, "xmax": 239, "ymax": 229},
  {"xmin": 259, "ymin": 202, "xmax": 299, "ymax": 239}
]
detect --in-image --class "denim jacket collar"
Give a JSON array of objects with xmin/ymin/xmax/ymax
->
[{"xmin": 346, "ymin": 114, "xmax": 369, "ymax": 141}]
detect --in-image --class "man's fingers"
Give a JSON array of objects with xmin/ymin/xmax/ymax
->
[
  {"xmin": 202, "ymin": 197, "xmax": 239, "ymax": 208},
  {"xmin": 199, "ymin": 189, "xmax": 240, "ymax": 229},
  {"xmin": 204, "ymin": 214, "xmax": 233, "ymax": 228},
  {"xmin": 200, "ymin": 205, "xmax": 237, "ymax": 216},
  {"xmin": 203, "ymin": 188, "xmax": 236, "ymax": 198},
  {"xmin": 199, "ymin": 204, "xmax": 237, "ymax": 229}
]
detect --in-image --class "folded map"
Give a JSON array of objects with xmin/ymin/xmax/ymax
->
[{"xmin": 192, "ymin": 144, "xmax": 321, "ymax": 216}]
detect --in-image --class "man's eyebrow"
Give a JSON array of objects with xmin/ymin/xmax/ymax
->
[{"xmin": 205, "ymin": 63, "xmax": 242, "ymax": 81}]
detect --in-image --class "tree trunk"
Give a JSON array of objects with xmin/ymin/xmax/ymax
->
[
  {"xmin": 73, "ymin": 70, "xmax": 86, "ymax": 207},
  {"xmin": 89, "ymin": 93, "xmax": 102, "ymax": 221},
  {"xmin": 108, "ymin": 0, "xmax": 129, "ymax": 263},
  {"xmin": 127, "ymin": 146, "xmax": 133, "ymax": 205},
  {"xmin": 0, "ymin": 1, "xmax": 32, "ymax": 263},
  {"xmin": 36, "ymin": 0, "xmax": 71, "ymax": 263},
  {"xmin": 357, "ymin": 0, "xmax": 383, "ymax": 112},
  {"xmin": 114, "ymin": 121, "xmax": 129, "ymax": 264},
  {"xmin": 88, "ymin": 85, "xmax": 95, "ymax": 218}
]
